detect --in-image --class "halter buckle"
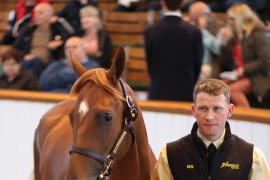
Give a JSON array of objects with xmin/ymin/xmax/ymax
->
[
  {"xmin": 126, "ymin": 95, "xmax": 137, "ymax": 120},
  {"xmin": 99, "ymin": 156, "xmax": 113, "ymax": 180}
]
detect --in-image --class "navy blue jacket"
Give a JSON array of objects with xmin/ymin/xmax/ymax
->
[{"xmin": 144, "ymin": 15, "xmax": 203, "ymax": 101}]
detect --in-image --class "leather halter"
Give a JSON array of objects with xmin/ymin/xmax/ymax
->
[{"xmin": 69, "ymin": 79, "xmax": 138, "ymax": 180}]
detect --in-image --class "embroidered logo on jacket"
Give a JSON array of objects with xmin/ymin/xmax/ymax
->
[
  {"xmin": 186, "ymin": 164, "xmax": 194, "ymax": 169},
  {"xmin": 220, "ymin": 161, "xmax": 240, "ymax": 170}
]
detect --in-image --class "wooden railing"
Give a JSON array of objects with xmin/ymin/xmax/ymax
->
[
  {"xmin": 0, "ymin": 89, "xmax": 270, "ymax": 180},
  {"xmin": 125, "ymin": 46, "xmax": 149, "ymax": 89},
  {"xmin": 0, "ymin": 89, "xmax": 269, "ymax": 124}
]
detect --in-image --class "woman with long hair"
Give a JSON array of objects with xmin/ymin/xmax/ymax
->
[
  {"xmin": 79, "ymin": 6, "xmax": 112, "ymax": 68},
  {"xmin": 219, "ymin": 3, "xmax": 270, "ymax": 107}
]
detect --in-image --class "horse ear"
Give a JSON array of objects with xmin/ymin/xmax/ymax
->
[
  {"xmin": 69, "ymin": 51, "xmax": 86, "ymax": 77},
  {"xmin": 108, "ymin": 47, "xmax": 126, "ymax": 85}
]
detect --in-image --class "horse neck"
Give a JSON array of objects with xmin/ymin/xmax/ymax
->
[
  {"xmin": 113, "ymin": 110, "xmax": 153, "ymax": 179},
  {"xmin": 134, "ymin": 110, "xmax": 154, "ymax": 170}
]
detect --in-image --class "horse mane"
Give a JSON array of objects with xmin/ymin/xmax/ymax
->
[{"xmin": 70, "ymin": 68, "xmax": 125, "ymax": 101}]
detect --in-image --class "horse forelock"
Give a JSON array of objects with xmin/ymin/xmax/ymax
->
[{"xmin": 70, "ymin": 68, "xmax": 125, "ymax": 102}]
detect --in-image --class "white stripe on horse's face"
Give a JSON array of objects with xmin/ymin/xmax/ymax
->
[{"xmin": 79, "ymin": 100, "xmax": 89, "ymax": 119}]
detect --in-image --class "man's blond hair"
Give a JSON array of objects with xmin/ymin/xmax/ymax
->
[{"xmin": 193, "ymin": 79, "xmax": 231, "ymax": 104}]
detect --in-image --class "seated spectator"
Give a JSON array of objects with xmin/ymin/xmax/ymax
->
[
  {"xmin": 79, "ymin": 6, "xmax": 112, "ymax": 68},
  {"xmin": 58, "ymin": 0, "xmax": 97, "ymax": 35},
  {"xmin": 0, "ymin": 48, "xmax": 39, "ymax": 90},
  {"xmin": 1, "ymin": 0, "xmax": 51, "ymax": 45},
  {"xmin": 188, "ymin": 2, "xmax": 230, "ymax": 80},
  {"xmin": 13, "ymin": 2, "xmax": 73, "ymax": 77},
  {"xmin": 219, "ymin": 3, "xmax": 270, "ymax": 107},
  {"xmin": 39, "ymin": 36, "xmax": 99, "ymax": 93}
]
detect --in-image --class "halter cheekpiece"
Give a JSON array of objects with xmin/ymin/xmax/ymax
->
[{"xmin": 69, "ymin": 79, "xmax": 138, "ymax": 180}]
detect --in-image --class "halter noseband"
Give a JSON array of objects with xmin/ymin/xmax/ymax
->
[{"xmin": 69, "ymin": 79, "xmax": 137, "ymax": 180}]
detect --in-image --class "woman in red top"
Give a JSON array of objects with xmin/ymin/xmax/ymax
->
[
  {"xmin": 219, "ymin": 3, "xmax": 270, "ymax": 107},
  {"xmin": 15, "ymin": 0, "xmax": 51, "ymax": 21}
]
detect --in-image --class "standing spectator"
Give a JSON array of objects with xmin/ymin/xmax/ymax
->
[
  {"xmin": 39, "ymin": 36, "xmax": 99, "ymax": 93},
  {"xmin": 0, "ymin": 48, "xmax": 39, "ymax": 90},
  {"xmin": 80, "ymin": 6, "xmax": 112, "ymax": 69},
  {"xmin": 58, "ymin": 0, "xmax": 98, "ymax": 35},
  {"xmin": 219, "ymin": 3, "xmax": 270, "ymax": 107},
  {"xmin": 144, "ymin": 0, "xmax": 203, "ymax": 102},
  {"xmin": 152, "ymin": 79, "xmax": 270, "ymax": 180},
  {"xmin": 13, "ymin": 2, "xmax": 72, "ymax": 77}
]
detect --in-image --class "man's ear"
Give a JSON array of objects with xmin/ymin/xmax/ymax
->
[
  {"xmin": 227, "ymin": 103, "xmax": 234, "ymax": 118},
  {"xmin": 191, "ymin": 103, "xmax": 196, "ymax": 116}
]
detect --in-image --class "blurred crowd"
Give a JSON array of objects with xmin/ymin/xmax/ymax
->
[
  {"xmin": 0, "ymin": 0, "xmax": 270, "ymax": 108},
  {"xmin": 0, "ymin": 0, "xmax": 111, "ymax": 93}
]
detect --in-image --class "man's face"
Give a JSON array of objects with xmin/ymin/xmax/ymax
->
[
  {"xmin": 65, "ymin": 38, "xmax": 84, "ymax": 61},
  {"xmin": 192, "ymin": 92, "xmax": 234, "ymax": 141},
  {"xmin": 33, "ymin": 4, "xmax": 52, "ymax": 26}
]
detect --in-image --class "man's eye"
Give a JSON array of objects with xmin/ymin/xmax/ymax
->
[
  {"xmin": 214, "ymin": 107, "xmax": 223, "ymax": 112},
  {"xmin": 198, "ymin": 107, "xmax": 207, "ymax": 112}
]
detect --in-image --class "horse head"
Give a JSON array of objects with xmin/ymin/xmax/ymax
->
[{"xmin": 66, "ymin": 47, "xmax": 137, "ymax": 180}]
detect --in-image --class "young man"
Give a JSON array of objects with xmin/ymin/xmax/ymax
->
[{"xmin": 152, "ymin": 79, "xmax": 270, "ymax": 179}]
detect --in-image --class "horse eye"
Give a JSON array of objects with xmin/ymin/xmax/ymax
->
[{"xmin": 100, "ymin": 113, "xmax": 113, "ymax": 125}]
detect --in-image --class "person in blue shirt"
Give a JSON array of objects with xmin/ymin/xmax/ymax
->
[{"xmin": 39, "ymin": 36, "xmax": 100, "ymax": 92}]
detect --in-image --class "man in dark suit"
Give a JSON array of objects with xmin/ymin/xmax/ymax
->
[{"xmin": 144, "ymin": 0, "xmax": 203, "ymax": 102}]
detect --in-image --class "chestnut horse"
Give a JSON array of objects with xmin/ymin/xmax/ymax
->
[{"xmin": 33, "ymin": 47, "xmax": 156, "ymax": 180}]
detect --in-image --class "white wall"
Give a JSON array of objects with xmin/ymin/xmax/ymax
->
[
  {"xmin": 0, "ymin": 100, "xmax": 55, "ymax": 180},
  {"xmin": 0, "ymin": 99, "xmax": 270, "ymax": 180},
  {"xmin": 144, "ymin": 111, "xmax": 270, "ymax": 163}
]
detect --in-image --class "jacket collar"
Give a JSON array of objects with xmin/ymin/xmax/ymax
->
[
  {"xmin": 191, "ymin": 122, "xmax": 232, "ymax": 154},
  {"xmin": 163, "ymin": 11, "xmax": 182, "ymax": 18}
]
